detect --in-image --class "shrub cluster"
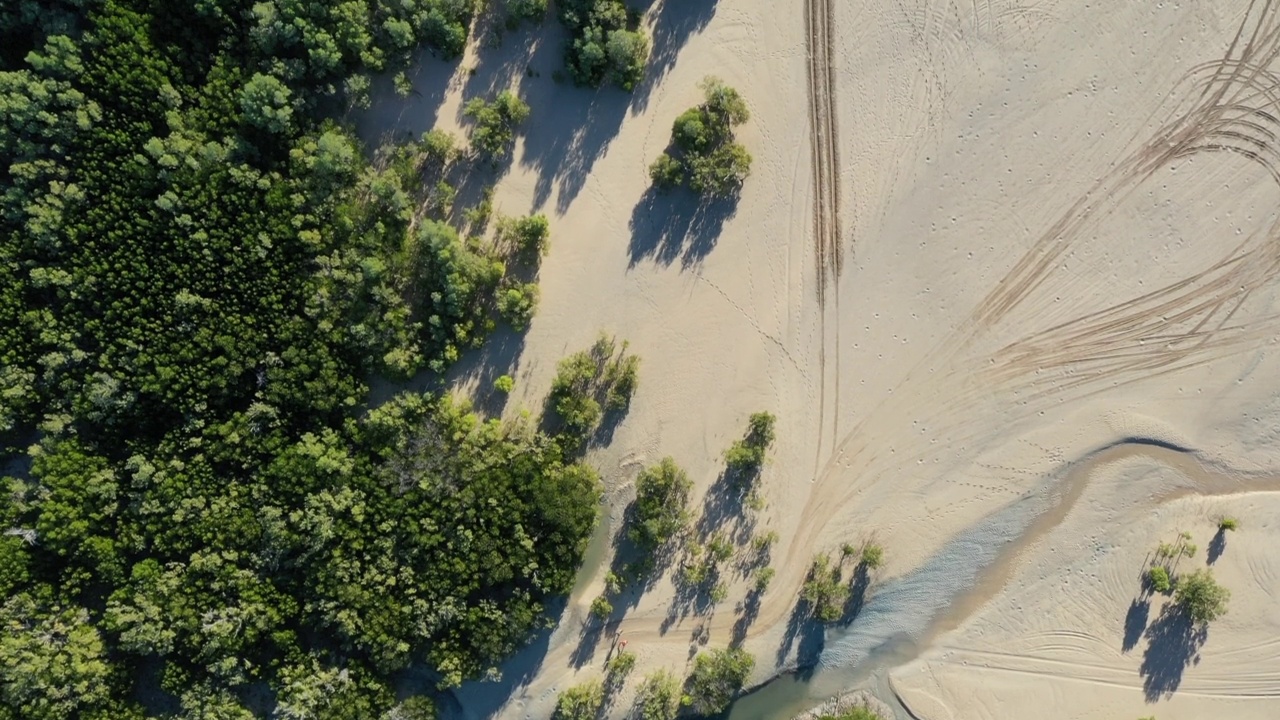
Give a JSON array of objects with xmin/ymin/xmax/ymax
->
[
  {"xmin": 463, "ymin": 90, "xmax": 532, "ymax": 158},
  {"xmin": 685, "ymin": 647, "xmax": 755, "ymax": 715},
  {"xmin": 548, "ymin": 334, "xmax": 640, "ymax": 446},
  {"xmin": 556, "ymin": 0, "xmax": 650, "ymax": 89},
  {"xmin": 801, "ymin": 553, "xmax": 850, "ymax": 623},
  {"xmin": 650, "ymin": 77, "xmax": 753, "ymax": 197},
  {"xmin": 628, "ymin": 457, "xmax": 694, "ymax": 553}
]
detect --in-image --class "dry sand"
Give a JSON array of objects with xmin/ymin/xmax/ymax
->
[{"xmin": 360, "ymin": 0, "xmax": 1280, "ymax": 717}]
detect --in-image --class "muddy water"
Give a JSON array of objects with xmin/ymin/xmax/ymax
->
[{"xmin": 727, "ymin": 442, "xmax": 1280, "ymax": 720}]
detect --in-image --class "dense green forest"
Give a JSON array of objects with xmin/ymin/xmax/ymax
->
[{"xmin": 0, "ymin": 1, "xmax": 607, "ymax": 717}]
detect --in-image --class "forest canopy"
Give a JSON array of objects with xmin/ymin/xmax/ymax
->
[{"xmin": 0, "ymin": 1, "xmax": 604, "ymax": 717}]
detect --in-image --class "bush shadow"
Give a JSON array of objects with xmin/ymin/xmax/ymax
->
[
  {"xmin": 1139, "ymin": 604, "xmax": 1207, "ymax": 702},
  {"xmin": 441, "ymin": 606, "xmax": 559, "ymax": 718},
  {"xmin": 774, "ymin": 596, "xmax": 825, "ymax": 679},
  {"xmin": 628, "ymin": 186, "xmax": 738, "ymax": 269},
  {"xmin": 1122, "ymin": 597, "xmax": 1150, "ymax": 653},
  {"xmin": 629, "ymin": 0, "xmax": 720, "ymax": 114},
  {"xmin": 1207, "ymin": 527, "xmax": 1227, "ymax": 565},
  {"xmin": 352, "ymin": 51, "xmax": 463, "ymax": 148}
]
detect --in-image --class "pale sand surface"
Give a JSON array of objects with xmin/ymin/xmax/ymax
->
[{"xmin": 360, "ymin": 0, "xmax": 1280, "ymax": 717}]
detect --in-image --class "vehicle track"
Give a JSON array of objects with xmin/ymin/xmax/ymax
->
[{"xmin": 807, "ymin": 0, "xmax": 845, "ymax": 471}]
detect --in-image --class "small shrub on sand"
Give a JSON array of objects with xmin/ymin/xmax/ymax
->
[
  {"xmin": 628, "ymin": 457, "xmax": 692, "ymax": 553},
  {"xmin": 554, "ymin": 679, "xmax": 604, "ymax": 720},
  {"xmin": 1146, "ymin": 566, "xmax": 1172, "ymax": 594},
  {"xmin": 590, "ymin": 595, "xmax": 613, "ymax": 619},
  {"xmin": 754, "ymin": 566, "xmax": 776, "ymax": 592},
  {"xmin": 1219, "ymin": 516, "xmax": 1239, "ymax": 532},
  {"xmin": 860, "ymin": 543, "xmax": 884, "ymax": 570},
  {"xmin": 801, "ymin": 553, "xmax": 848, "ymax": 623}
]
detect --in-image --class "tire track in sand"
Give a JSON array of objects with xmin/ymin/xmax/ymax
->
[{"xmin": 807, "ymin": 0, "xmax": 845, "ymax": 472}]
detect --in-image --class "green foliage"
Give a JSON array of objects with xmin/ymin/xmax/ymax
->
[
  {"xmin": 752, "ymin": 530, "xmax": 779, "ymax": 552},
  {"xmin": 591, "ymin": 595, "xmax": 613, "ymax": 619},
  {"xmin": 635, "ymin": 669, "xmax": 681, "ymax": 720},
  {"xmin": 1174, "ymin": 569, "xmax": 1230, "ymax": 624},
  {"xmin": 0, "ymin": 595, "xmax": 115, "ymax": 720},
  {"xmin": 386, "ymin": 696, "xmax": 437, "ymax": 720},
  {"xmin": 1147, "ymin": 566, "xmax": 1172, "ymax": 594},
  {"xmin": 554, "ymin": 679, "xmax": 605, "ymax": 720},
  {"xmin": 557, "ymin": 0, "xmax": 650, "ymax": 89},
  {"xmin": 628, "ymin": 457, "xmax": 693, "ymax": 553},
  {"xmin": 1219, "ymin": 516, "xmax": 1239, "ymax": 531},
  {"xmin": 648, "ymin": 152, "xmax": 684, "ymax": 189},
  {"xmin": 860, "ymin": 543, "xmax": 884, "ymax": 570},
  {"xmin": 497, "ymin": 281, "xmax": 540, "ymax": 330},
  {"xmin": 802, "ymin": 553, "xmax": 849, "ymax": 623},
  {"xmin": 549, "ymin": 335, "xmax": 640, "ymax": 446},
  {"xmin": 816, "ymin": 707, "xmax": 884, "ymax": 720},
  {"xmin": 651, "ymin": 77, "xmax": 753, "ymax": 197},
  {"xmin": 607, "ymin": 649, "xmax": 637, "ymax": 677},
  {"xmin": 463, "ymin": 91, "xmax": 531, "ymax": 157},
  {"xmin": 709, "ymin": 581, "xmax": 729, "ymax": 603},
  {"xmin": 494, "ymin": 374, "xmax": 515, "ymax": 393},
  {"xmin": 685, "ymin": 647, "xmax": 755, "ymax": 715},
  {"xmin": 498, "ymin": 213, "xmax": 551, "ymax": 256},
  {"xmin": 724, "ymin": 411, "xmax": 777, "ymax": 474},
  {"xmin": 754, "ymin": 566, "xmax": 776, "ymax": 592},
  {"xmin": 508, "ymin": 0, "xmax": 549, "ymax": 22},
  {"xmin": 240, "ymin": 72, "xmax": 293, "ymax": 133}
]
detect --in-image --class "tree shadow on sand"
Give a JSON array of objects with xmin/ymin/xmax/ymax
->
[
  {"xmin": 629, "ymin": 0, "xmax": 720, "ymax": 114},
  {"xmin": 1207, "ymin": 527, "xmax": 1227, "ymax": 565},
  {"xmin": 1139, "ymin": 604, "xmax": 1207, "ymax": 702},
  {"xmin": 628, "ymin": 186, "xmax": 738, "ymax": 268},
  {"xmin": 1122, "ymin": 597, "xmax": 1151, "ymax": 653},
  {"xmin": 774, "ymin": 596, "xmax": 825, "ymax": 680}
]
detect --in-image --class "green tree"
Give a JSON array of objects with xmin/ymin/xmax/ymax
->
[
  {"xmin": 629, "ymin": 457, "xmax": 693, "ymax": 552},
  {"xmin": 240, "ymin": 72, "xmax": 293, "ymax": 133},
  {"xmin": 0, "ymin": 596, "xmax": 114, "ymax": 720},
  {"xmin": 463, "ymin": 91, "xmax": 531, "ymax": 157},
  {"xmin": 686, "ymin": 647, "xmax": 755, "ymax": 715},
  {"xmin": 554, "ymin": 679, "xmax": 604, "ymax": 720},
  {"xmin": 802, "ymin": 553, "xmax": 849, "ymax": 623},
  {"xmin": 1174, "ymin": 569, "xmax": 1230, "ymax": 624},
  {"xmin": 634, "ymin": 669, "xmax": 681, "ymax": 720}
]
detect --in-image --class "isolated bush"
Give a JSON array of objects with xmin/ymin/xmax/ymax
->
[
  {"xmin": 802, "ymin": 553, "xmax": 849, "ymax": 623},
  {"xmin": 686, "ymin": 647, "xmax": 755, "ymax": 715},
  {"xmin": 817, "ymin": 707, "xmax": 883, "ymax": 720},
  {"xmin": 554, "ymin": 679, "xmax": 604, "ymax": 720},
  {"xmin": 635, "ymin": 670, "xmax": 681, "ymax": 720},
  {"xmin": 1146, "ymin": 566, "xmax": 1172, "ymax": 594},
  {"xmin": 493, "ymin": 375, "xmax": 514, "ymax": 393},
  {"xmin": 754, "ymin": 566, "xmax": 776, "ymax": 592},
  {"xmin": 629, "ymin": 457, "xmax": 693, "ymax": 552},
  {"xmin": 1175, "ymin": 569, "xmax": 1230, "ymax": 624},
  {"xmin": 725, "ymin": 411, "xmax": 777, "ymax": 474},
  {"xmin": 607, "ymin": 649, "xmax": 636, "ymax": 678},
  {"xmin": 590, "ymin": 595, "xmax": 613, "ymax": 619},
  {"xmin": 548, "ymin": 335, "xmax": 640, "ymax": 447},
  {"xmin": 1219, "ymin": 516, "xmax": 1239, "ymax": 531},
  {"xmin": 860, "ymin": 543, "xmax": 884, "ymax": 570},
  {"xmin": 651, "ymin": 77, "xmax": 753, "ymax": 197},
  {"xmin": 463, "ymin": 91, "xmax": 531, "ymax": 157}
]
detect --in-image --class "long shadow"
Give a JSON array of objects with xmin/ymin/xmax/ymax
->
[
  {"xmin": 442, "ymin": 608, "xmax": 560, "ymax": 719},
  {"xmin": 775, "ymin": 596, "xmax": 825, "ymax": 679},
  {"xmin": 1207, "ymin": 527, "xmax": 1227, "ymax": 565},
  {"xmin": 352, "ymin": 49, "xmax": 462, "ymax": 148},
  {"xmin": 1122, "ymin": 597, "xmax": 1150, "ymax": 653},
  {"xmin": 628, "ymin": 186, "xmax": 737, "ymax": 269},
  {"xmin": 629, "ymin": 0, "xmax": 720, "ymax": 114},
  {"xmin": 1139, "ymin": 604, "xmax": 1207, "ymax": 701},
  {"xmin": 730, "ymin": 590, "xmax": 763, "ymax": 647},
  {"xmin": 839, "ymin": 563, "xmax": 872, "ymax": 626}
]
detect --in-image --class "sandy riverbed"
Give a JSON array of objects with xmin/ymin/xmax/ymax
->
[{"xmin": 360, "ymin": 0, "xmax": 1280, "ymax": 717}]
